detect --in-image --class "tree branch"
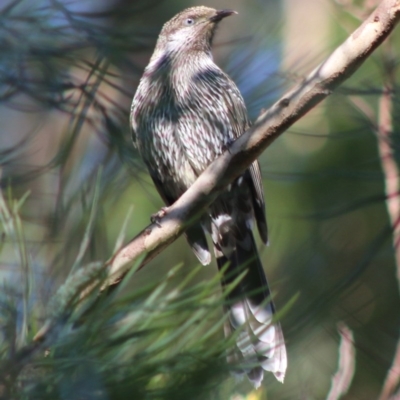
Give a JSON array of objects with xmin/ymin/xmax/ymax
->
[
  {"xmin": 326, "ymin": 324, "xmax": 356, "ymax": 400},
  {"xmin": 104, "ymin": 0, "xmax": 400, "ymax": 288}
]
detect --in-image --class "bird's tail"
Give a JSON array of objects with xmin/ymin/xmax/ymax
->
[{"xmin": 215, "ymin": 228, "xmax": 287, "ymax": 388}]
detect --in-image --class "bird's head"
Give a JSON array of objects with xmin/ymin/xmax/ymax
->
[{"xmin": 153, "ymin": 6, "xmax": 237, "ymax": 57}]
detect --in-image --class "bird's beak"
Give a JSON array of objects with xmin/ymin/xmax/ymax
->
[{"xmin": 209, "ymin": 9, "xmax": 238, "ymax": 23}]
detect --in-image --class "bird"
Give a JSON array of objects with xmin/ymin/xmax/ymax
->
[{"xmin": 130, "ymin": 6, "xmax": 287, "ymax": 387}]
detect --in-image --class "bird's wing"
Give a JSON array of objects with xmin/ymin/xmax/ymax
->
[
  {"xmin": 247, "ymin": 162, "xmax": 268, "ymax": 243},
  {"xmin": 132, "ymin": 120, "xmax": 212, "ymax": 265},
  {"xmin": 130, "ymin": 104, "xmax": 139, "ymax": 149},
  {"xmin": 221, "ymin": 74, "xmax": 268, "ymax": 243}
]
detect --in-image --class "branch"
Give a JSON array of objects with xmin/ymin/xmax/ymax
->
[
  {"xmin": 104, "ymin": 0, "xmax": 400, "ymax": 287},
  {"xmin": 380, "ymin": 340, "xmax": 400, "ymax": 400},
  {"xmin": 326, "ymin": 324, "xmax": 356, "ymax": 400}
]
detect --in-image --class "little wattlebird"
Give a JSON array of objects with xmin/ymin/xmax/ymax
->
[{"xmin": 130, "ymin": 6, "xmax": 287, "ymax": 387}]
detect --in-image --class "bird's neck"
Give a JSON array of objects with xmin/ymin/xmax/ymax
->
[
  {"xmin": 145, "ymin": 48, "xmax": 214, "ymax": 77},
  {"xmin": 143, "ymin": 49, "xmax": 218, "ymax": 100}
]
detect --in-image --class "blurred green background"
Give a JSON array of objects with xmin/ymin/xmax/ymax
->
[{"xmin": 0, "ymin": 0, "xmax": 399, "ymax": 399}]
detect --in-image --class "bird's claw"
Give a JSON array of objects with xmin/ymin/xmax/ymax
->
[{"xmin": 151, "ymin": 207, "xmax": 168, "ymax": 226}]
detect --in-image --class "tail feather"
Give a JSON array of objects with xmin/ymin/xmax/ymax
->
[
  {"xmin": 216, "ymin": 230, "xmax": 287, "ymax": 387},
  {"xmin": 185, "ymin": 224, "xmax": 211, "ymax": 265}
]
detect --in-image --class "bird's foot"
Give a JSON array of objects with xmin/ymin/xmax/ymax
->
[{"xmin": 151, "ymin": 207, "xmax": 168, "ymax": 226}]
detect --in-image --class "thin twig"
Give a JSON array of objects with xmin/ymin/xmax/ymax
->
[
  {"xmin": 380, "ymin": 340, "xmax": 400, "ymax": 400},
  {"xmin": 326, "ymin": 323, "xmax": 356, "ymax": 400}
]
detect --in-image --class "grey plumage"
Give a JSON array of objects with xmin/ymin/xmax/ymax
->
[{"xmin": 130, "ymin": 6, "xmax": 287, "ymax": 387}]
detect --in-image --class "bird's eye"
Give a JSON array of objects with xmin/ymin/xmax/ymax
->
[{"xmin": 184, "ymin": 18, "xmax": 194, "ymax": 26}]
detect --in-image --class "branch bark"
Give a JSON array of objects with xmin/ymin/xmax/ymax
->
[
  {"xmin": 104, "ymin": 0, "xmax": 400, "ymax": 288},
  {"xmin": 326, "ymin": 324, "xmax": 356, "ymax": 400}
]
